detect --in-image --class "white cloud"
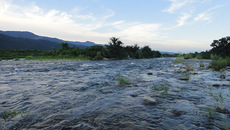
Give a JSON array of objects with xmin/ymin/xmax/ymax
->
[
  {"xmin": 117, "ymin": 23, "xmax": 162, "ymax": 42},
  {"xmin": 164, "ymin": 0, "xmax": 210, "ymax": 13},
  {"xmin": 164, "ymin": 0, "xmax": 195, "ymax": 13},
  {"xmin": 101, "ymin": 9, "xmax": 115, "ymax": 20},
  {"xmin": 176, "ymin": 13, "xmax": 191, "ymax": 27},
  {"xmin": 164, "ymin": 0, "xmax": 222, "ymax": 28},
  {"xmin": 194, "ymin": 12, "xmax": 212, "ymax": 22},
  {"xmin": 0, "ymin": 0, "xmax": 218, "ymax": 52},
  {"xmin": 194, "ymin": 5, "xmax": 223, "ymax": 22},
  {"xmin": 0, "ymin": 0, "xmax": 104, "ymax": 40},
  {"xmin": 0, "ymin": 0, "xmax": 164, "ymax": 45}
]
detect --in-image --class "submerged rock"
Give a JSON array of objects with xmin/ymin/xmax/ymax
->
[
  {"xmin": 223, "ymin": 84, "xmax": 230, "ymax": 87},
  {"xmin": 171, "ymin": 109, "xmax": 185, "ymax": 117},
  {"xmin": 73, "ymin": 124, "xmax": 94, "ymax": 130},
  {"xmin": 190, "ymin": 71, "xmax": 198, "ymax": 75},
  {"xmin": 179, "ymin": 68, "xmax": 187, "ymax": 73},
  {"xmin": 212, "ymin": 83, "xmax": 221, "ymax": 87},
  {"xmin": 142, "ymin": 96, "xmax": 157, "ymax": 105},
  {"xmin": 220, "ymin": 75, "xmax": 226, "ymax": 79},
  {"xmin": 170, "ymin": 64, "xmax": 174, "ymax": 67},
  {"xmin": 130, "ymin": 93, "xmax": 138, "ymax": 97},
  {"xmin": 147, "ymin": 72, "xmax": 153, "ymax": 75},
  {"xmin": 179, "ymin": 77, "xmax": 189, "ymax": 80}
]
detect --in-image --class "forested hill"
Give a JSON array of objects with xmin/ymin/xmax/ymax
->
[{"xmin": 0, "ymin": 30, "xmax": 99, "ymax": 50}]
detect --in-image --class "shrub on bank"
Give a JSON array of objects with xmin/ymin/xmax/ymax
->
[
  {"xmin": 173, "ymin": 53, "xmax": 185, "ymax": 64},
  {"xmin": 209, "ymin": 54, "xmax": 229, "ymax": 71},
  {"xmin": 196, "ymin": 54, "xmax": 203, "ymax": 59},
  {"xmin": 184, "ymin": 53, "xmax": 193, "ymax": 59}
]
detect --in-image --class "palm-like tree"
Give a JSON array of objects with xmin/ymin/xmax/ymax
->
[
  {"xmin": 106, "ymin": 37, "xmax": 124, "ymax": 59},
  {"xmin": 109, "ymin": 37, "xmax": 123, "ymax": 47}
]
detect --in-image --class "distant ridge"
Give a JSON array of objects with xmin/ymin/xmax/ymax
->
[
  {"xmin": 0, "ymin": 30, "xmax": 100, "ymax": 50},
  {"xmin": 160, "ymin": 51, "xmax": 177, "ymax": 55},
  {"xmin": 0, "ymin": 33, "xmax": 61, "ymax": 50}
]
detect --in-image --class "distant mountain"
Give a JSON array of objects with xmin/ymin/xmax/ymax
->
[
  {"xmin": 0, "ymin": 33, "xmax": 61, "ymax": 50},
  {"xmin": 160, "ymin": 51, "xmax": 177, "ymax": 55},
  {"xmin": 0, "ymin": 30, "xmax": 99, "ymax": 50}
]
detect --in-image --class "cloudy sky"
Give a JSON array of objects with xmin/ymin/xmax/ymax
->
[{"xmin": 0, "ymin": 0, "xmax": 229, "ymax": 52}]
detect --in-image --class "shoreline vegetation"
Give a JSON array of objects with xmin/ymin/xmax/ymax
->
[
  {"xmin": 1, "ymin": 37, "xmax": 162, "ymax": 61},
  {"xmin": 1, "ymin": 36, "xmax": 230, "ymax": 71}
]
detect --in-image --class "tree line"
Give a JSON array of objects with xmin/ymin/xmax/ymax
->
[
  {"xmin": 44, "ymin": 37, "xmax": 161, "ymax": 60},
  {"xmin": 181, "ymin": 36, "xmax": 230, "ymax": 59}
]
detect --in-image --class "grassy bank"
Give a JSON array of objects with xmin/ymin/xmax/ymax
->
[
  {"xmin": 0, "ymin": 49, "xmax": 45, "ymax": 60},
  {"xmin": 25, "ymin": 55, "xmax": 90, "ymax": 61}
]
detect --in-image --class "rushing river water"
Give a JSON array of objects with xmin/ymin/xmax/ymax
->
[{"xmin": 0, "ymin": 58, "xmax": 230, "ymax": 129}]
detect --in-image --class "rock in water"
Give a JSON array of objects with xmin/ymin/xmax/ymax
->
[
  {"xmin": 212, "ymin": 84, "xmax": 221, "ymax": 87},
  {"xmin": 147, "ymin": 72, "xmax": 153, "ymax": 75},
  {"xmin": 223, "ymin": 84, "xmax": 230, "ymax": 87},
  {"xmin": 142, "ymin": 96, "xmax": 157, "ymax": 105},
  {"xmin": 179, "ymin": 68, "xmax": 187, "ymax": 73},
  {"xmin": 179, "ymin": 77, "xmax": 189, "ymax": 80},
  {"xmin": 190, "ymin": 71, "xmax": 198, "ymax": 75},
  {"xmin": 171, "ymin": 110, "xmax": 184, "ymax": 116}
]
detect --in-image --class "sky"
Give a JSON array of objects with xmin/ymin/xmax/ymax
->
[{"xmin": 0, "ymin": 0, "xmax": 229, "ymax": 53}]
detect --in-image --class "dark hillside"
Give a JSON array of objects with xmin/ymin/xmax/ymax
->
[
  {"xmin": 0, "ymin": 30, "xmax": 99, "ymax": 47},
  {"xmin": 0, "ymin": 33, "xmax": 60, "ymax": 50}
]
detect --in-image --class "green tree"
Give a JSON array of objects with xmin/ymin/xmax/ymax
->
[
  {"xmin": 152, "ymin": 50, "xmax": 161, "ymax": 58},
  {"xmin": 210, "ymin": 36, "xmax": 230, "ymax": 57},
  {"xmin": 83, "ymin": 45, "xmax": 105, "ymax": 60},
  {"xmin": 61, "ymin": 42, "xmax": 69, "ymax": 50},
  {"xmin": 141, "ymin": 46, "xmax": 153, "ymax": 58},
  {"xmin": 105, "ymin": 37, "xmax": 125, "ymax": 59},
  {"xmin": 124, "ymin": 44, "xmax": 142, "ymax": 59},
  {"xmin": 71, "ymin": 46, "xmax": 81, "ymax": 56}
]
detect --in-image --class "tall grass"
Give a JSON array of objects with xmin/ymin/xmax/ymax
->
[
  {"xmin": 117, "ymin": 73, "xmax": 131, "ymax": 85},
  {"xmin": 149, "ymin": 84, "xmax": 169, "ymax": 97},
  {"xmin": 173, "ymin": 53, "xmax": 185, "ymax": 64},
  {"xmin": 0, "ymin": 109, "xmax": 26, "ymax": 121}
]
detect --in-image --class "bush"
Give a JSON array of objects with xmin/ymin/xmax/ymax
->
[
  {"xmin": 227, "ymin": 57, "xmax": 230, "ymax": 66},
  {"xmin": 173, "ymin": 53, "xmax": 185, "ymax": 64},
  {"xmin": 75, "ymin": 55, "xmax": 90, "ymax": 61},
  {"xmin": 210, "ymin": 54, "xmax": 220, "ymax": 60},
  {"xmin": 200, "ymin": 61, "xmax": 205, "ymax": 68},
  {"xmin": 25, "ymin": 56, "xmax": 34, "ymax": 60},
  {"xmin": 117, "ymin": 73, "xmax": 131, "ymax": 85},
  {"xmin": 14, "ymin": 58, "xmax": 20, "ymax": 61},
  {"xmin": 184, "ymin": 53, "xmax": 193, "ymax": 59},
  {"xmin": 209, "ymin": 54, "xmax": 228, "ymax": 71},
  {"xmin": 196, "ymin": 54, "xmax": 203, "ymax": 59},
  {"xmin": 93, "ymin": 51, "xmax": 103, "ymax": 60}
]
